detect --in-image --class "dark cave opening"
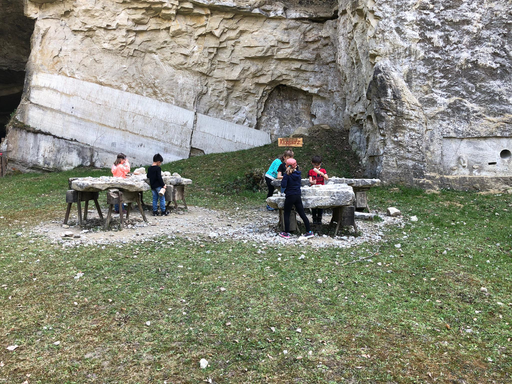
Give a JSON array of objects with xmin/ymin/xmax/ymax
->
[
  {"xmin": 0, "ymin": 0, "xmax": 35, "ymax": 144},
  {"xmin": 0, "ymin": 70, "xmax": 25, "ymax": 142}
]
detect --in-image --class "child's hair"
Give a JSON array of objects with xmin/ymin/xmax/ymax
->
[
  {"xmin": 153, "ymin": 153, "xmax": 164, "ymax": 163},
  {"xmin": 114, "ymin": 153, "xmax": 126, "ymax": 165},
  {"xmin": 280, "ymin": 149, "xmax": 295, "ymax": 162},
  {"xmin": 312, "ymin": 155, "xmax": 322, "ymax": 164},
  {"xmin": 286, "ymin": 158, "xmax": 297, "ymax": 175}
]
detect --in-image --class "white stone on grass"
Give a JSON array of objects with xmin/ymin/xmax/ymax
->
[
  {"xmin": 200, "ymin": 359, "xmax": 209, "ymax": 369},
  {"xmin": 387, "ymin": 207, "xmax": 401, "ymax": 217}
]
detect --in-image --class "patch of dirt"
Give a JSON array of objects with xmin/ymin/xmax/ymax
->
[{"xmin": 31, "ymin": 205, "xmax": 405, "ymax": 249}]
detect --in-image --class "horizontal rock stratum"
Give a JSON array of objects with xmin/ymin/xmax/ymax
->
[{"xmin": 1, "ymin": 0, "xmax": 511, "ymax": 190}]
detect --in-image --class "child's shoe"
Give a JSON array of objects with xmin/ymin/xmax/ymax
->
[
  {"xmin": 153, "ymin": 211, "xmax": 159, "ymax": 216},
  {"xmin": 278, "ymin": 232, "xmax": 290, "ymax": 239},
  {"xmin": 266, "ymin": 204, "xmax": 275, "ymax": 211},
  {"xmin": 303, "ymin": 231, "xmax": 314, "ymax": 238},
  {"xmin": 162, "ymin": 210, "xmax": 170, "ymax": 216}
]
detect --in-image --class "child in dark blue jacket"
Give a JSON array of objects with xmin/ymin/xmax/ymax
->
[{"xmin": 279, "ymin": 158, "xmax": 314, "ymax": 239}]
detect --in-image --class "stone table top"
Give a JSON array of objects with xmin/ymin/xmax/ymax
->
[
  {"xmin": 70, "ymin": 176, "xmax": 151, "ymax": 192},
  {"xmin": 266, "ymin": 183, "xmax": 355, "ymax": 210},
  {"xmin": 270, "ymin": 177, "xmax": 381, "ymax": 188},
  {"xmin": 130, "ymin": 172, "xmax": 193, "ymax": 186},
  {"xmin": 328, "ymin": 177, "xmax": 381, "ymax": 188}
]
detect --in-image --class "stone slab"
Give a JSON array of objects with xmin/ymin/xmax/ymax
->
[
  {"xmin": 271, "ymin": 178, "xmax": 381, "ymax": 188},
  {"xmin": 327, "ymin": 177, "xmax": 381, "ymax": 188},
  {"xmin": 192, "ymin": 113, "xmax": 271, "ymax": 154},
  {"xmin": 24, "ymin": 72, "xmax": 195, "ymax": 167},
  {"xmin": 71, "ymin": 176, "xmax": 151, "ymax": 192},
  {"xmin": 266, "ymin": 184, "xmax": 355, "ymax": 209},
  {"xmin": 442, "ymin": 137, "xmax": 512, "ymax": 177}
]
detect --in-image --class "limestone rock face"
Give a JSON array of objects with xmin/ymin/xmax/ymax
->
[
  {"xmin": 4, "ymin": 0, "xmax": 341, "ymax": 170},
  {"xmin": 337, "ymin": 0, "xmax": 512, "ymax": 189},
  {"xmin": 2, "ymin": 0, "xmax": 511, "ymax": 191}
]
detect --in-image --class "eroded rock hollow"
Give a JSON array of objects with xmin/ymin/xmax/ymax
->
[{"xmin": 1, "ymin": 0, "xmax": 511, "ymax": 190}]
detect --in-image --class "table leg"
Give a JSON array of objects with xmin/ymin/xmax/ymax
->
[
  {"xmin": 64, "ymin": 203, "xmax": 72, "ymax": 224},
  {"xmin": 137, "ymin": 195, "xmax": 148, "ymax": 222},
  {"xmin": 329, "ymin": 207, "xmax": 342, "ymax": 236},
  {"xmin": 105, "ymin": 204, "xmax": 113, "ymax": 230},
  {"xmin": 126, "ymin": 203, "xmax": 132, "ymax": 220},
  {"xmin": 119, "ymin": 191, "xmax": 124, "ymax": 230},
  {"xmin": 77, "ymin": 192, "xmax": 83, "ymax": 226},
  {"xmin": 278, "ymin": 208, "xmax": 297, "ymax": 232},
  {"xmin": 84, "ymin": 200, "xmax": 89, "ymax": 221},
  {"xmin": 93, "ymin": 199, "xmax": 104, "ymax": 220}
]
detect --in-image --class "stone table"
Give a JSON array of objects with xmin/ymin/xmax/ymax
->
[
  {"xmin": 271, "ymin": 177, "xmax": 381, "ymax": 212},
  {"xmin": 327, "ymin": 177, "xmax": 381, "ymax": 212},
  {"xmin": 266, "ymin": 183, "xmax": 356, "ymax": 235},
  {"xmin": 68, "ymin": 176, "xmax": 150, "ymax": 228},
  {"xmin": 131, "ymin": 172, "xmax": 193, "ymax": 210}
]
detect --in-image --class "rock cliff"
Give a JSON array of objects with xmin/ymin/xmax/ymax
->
[
  {"xmin": 1, "ymin": 0, "xmax": 511, "ymax": 190},
  {"xmin": 337, "ymin": 0, "xmax": 512, "ymax": 189},
  {"xmin": 4, "ymin": 0, "xmax": 341, "ymax": 170}
]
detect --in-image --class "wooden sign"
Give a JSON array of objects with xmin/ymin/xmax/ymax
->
[{"xmin": 278, "ymin": 137, "xmax": 303, "ymax": 147}]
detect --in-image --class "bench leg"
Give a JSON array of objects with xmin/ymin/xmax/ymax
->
[{"xmin": 105, "ymin": 205, "xmax": 113, "ymax": 230}]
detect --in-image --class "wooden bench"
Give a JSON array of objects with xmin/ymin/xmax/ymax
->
[
  {"xmin": 329, "ymin": 206, "xmax": 357, "ymax": 235},
  {"xmin": 64, "ymin": 190, "xmax": 104, "ymax": 225},
  {"xmin": 165, "ymin": 185, "xmax": 188, "ymax": 211},
  {"xmin": 105, "ymin": 190, "xmax": 147, "ymax": 230}
]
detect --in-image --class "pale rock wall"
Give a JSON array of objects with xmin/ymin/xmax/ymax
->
[
  {"xmin": 337, "ymin": 0, "xmax": 512, "ymax": 189},
  {"xmin": 4, "ymin": 0, "xmax": 341, "ymax": 170}
]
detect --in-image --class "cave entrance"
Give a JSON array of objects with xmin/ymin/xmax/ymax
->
[
  {"xmin": 257, "ymin": 85, "xmax": 314, "ymax": 141},
  {"xmin": 0, "ymin": 0, "xmax": 35, "ymax": 143},
  {"xmin": 0, "ymin": 70, "xmax": 25, "ymax": 142}
]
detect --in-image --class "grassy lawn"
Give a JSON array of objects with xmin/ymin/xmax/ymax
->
[{"xmin": 0, "ymin": 142, "xmax": 511, "ymax": 383}]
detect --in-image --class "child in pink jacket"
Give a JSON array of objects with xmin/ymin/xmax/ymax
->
[
  {"xmin": 111, "ymin": 153, "xmax": 130, "ymax": 178},
  {"xmin": 111, "ymin": 153, "xmax": 130, "ymax": 213}
]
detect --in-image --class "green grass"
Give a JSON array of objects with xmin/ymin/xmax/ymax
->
[{"xmin": 0, "ymin": 143, "xmax": 511, "ymax": 383}]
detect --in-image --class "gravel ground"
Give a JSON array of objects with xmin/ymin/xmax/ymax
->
[{"xmin": 31, "ymin": 205, "xmax": 405, "ymax": 249}]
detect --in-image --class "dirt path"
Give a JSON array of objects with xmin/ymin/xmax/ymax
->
[{"xmin": 32, "ymin": 205, "xmax": 405, "ymax": 248}]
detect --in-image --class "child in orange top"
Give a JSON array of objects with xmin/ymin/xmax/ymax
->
[
  {"xmin": 111, "ymin": 153, "xmax": 130, "ymax": 178},
  {"xmin": 308, "ymin": 155, "xmax": 328, "ymax": 225},
  {"xmin": 111, "ymin": 153, "xmax": 130, "ymax": 213}
]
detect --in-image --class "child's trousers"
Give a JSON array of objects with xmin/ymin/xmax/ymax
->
[
  {"xmin": 312, "ymin": 208, "xmax": 323, "ymax": 224},
  {"xmin": 152, "ymin": 188, "xmax": 166, "ymax": 212},
  {"xmin": 283, "ymin": 194, "xmax": 311, "ymax": 233}
]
